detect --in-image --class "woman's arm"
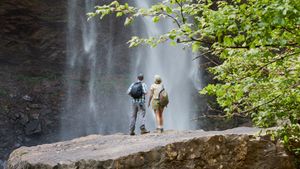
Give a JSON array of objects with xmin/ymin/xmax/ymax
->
[{"xmin": 148, "ymin": 88, "xmax": 153, "ymax": 107}]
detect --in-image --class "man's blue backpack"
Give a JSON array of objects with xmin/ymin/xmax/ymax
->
[{"xmin": 130, "ymin": 82, "xmax": 143, "ymax": 99}]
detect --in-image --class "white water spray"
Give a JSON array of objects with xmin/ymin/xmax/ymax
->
[
  {"xmin": 132, "ymin": 1, "xmax": 199, "ymax": 130},
  {"xmin": 62, "ymin": 0, "xmax": 130, "ymax": 139}
]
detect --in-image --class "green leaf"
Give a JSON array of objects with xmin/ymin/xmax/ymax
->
[
  {"xmin": 170, "ymin": 41, "xmax": 177, "ymax": 46},
  {"xmin": 124, "ymin": 17, "xmax": 133, "ymax": 26},
  {"xmin": 165, "ymin": 6, "xmax": 172, "ymax": 14},
  {"xmin": 124, "ymin": 3, "xmax": 129, "ymax": 8},
  {"xmin": 152, "ymin": 16, "xmax": 160, "ymax": 23},
  {"xmin": 234, "ymin": 34, "xmax": 245, "ymax": 43},
  {"xmin": 116, "ymin": 12, "xmax": 123, "ymax": 17},
  {"xmin": 192, "ymin": 42, "xmax": 200, "ymax": 52},
  {"xmin": 223, "ymin": 36, "xmax": 234, "ymax": 46},
  {"xmin": 284, "ymin": 135, "xmax": 289, "ymax": 143}
]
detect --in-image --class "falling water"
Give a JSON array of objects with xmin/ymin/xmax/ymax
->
[
  {"xmin": 132, "ymin": 1, "xmax": 200, "ymax": 130},
  {"xmin": 62, "ymin": 0, "xmax": 201, "ymax": 138},
  {"xmin": 61, "ymin": 0, "xmax": 131, "ymax": 139}
]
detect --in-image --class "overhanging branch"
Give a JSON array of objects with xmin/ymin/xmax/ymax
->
[{"xmin": 240, "ymin": 94, "xmax": 281, "ymax": 114}]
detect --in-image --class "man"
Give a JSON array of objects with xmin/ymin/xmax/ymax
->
[{"xmin": 127, "ymin": 73, "xmax": 150, "ymax": 135}]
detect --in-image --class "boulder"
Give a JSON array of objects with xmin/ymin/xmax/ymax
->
[{"xmin": 7, "ymin": 127, "xmax": 296, "ymax": 169}]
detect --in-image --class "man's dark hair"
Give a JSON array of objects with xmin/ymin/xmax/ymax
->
[{"xmin": 137, "ymin": 73, "xmax": 144, "ymax": 81}]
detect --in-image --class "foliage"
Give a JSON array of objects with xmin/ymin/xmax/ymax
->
[
  {"xmin": 89, "ymin": 0, "xmax": 300, "ymax": 154},
  {"xmin": 276, "ymin": 124, "xmax": 300, "ymax": 155}
]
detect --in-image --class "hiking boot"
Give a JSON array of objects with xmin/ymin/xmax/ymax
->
[
  {"xmin": 155, "ymin": 128, "xmax": 163, "ymax": 133},
  {"xmin": 154, "ymin": 128, "xmax": 163, "ymax": 133},
  {"xmin": 129, "ymin": 131, "xmax": 135, "ymax": 136},
  {"xmin": 140, "ymin": 128, "xmax": 150, "ymax": 135}
]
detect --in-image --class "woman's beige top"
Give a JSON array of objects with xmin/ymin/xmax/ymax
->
[{"xmin": 150, "ymin": 83, "xmax": 163, "ymax": 99}]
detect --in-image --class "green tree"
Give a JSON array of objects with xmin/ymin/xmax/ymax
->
[{"xmin": 89, "ymin": 0, "xmax": 300, "ymax": 154}]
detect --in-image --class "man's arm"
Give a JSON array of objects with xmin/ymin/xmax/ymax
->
[
  {"xmin": 127, "ymin": 83, "xmax": 134, "ymax": 95},
  {"xmin": 142, "ymin": 83, "xmax": 148, "ymax": 94}
]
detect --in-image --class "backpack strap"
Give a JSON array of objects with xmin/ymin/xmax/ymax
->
[
  {"xmin": 158, "ymin": 85, "xmax": 165, "ymax": 99},
  {"xmin": 158, "ymin": 88, "xmax": 165, "ymax": 95}
]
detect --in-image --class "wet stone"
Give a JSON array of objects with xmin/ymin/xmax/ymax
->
[
  {"xmin": 25, "ymin": 119, "xmax": 41, "ymax": 135},
  {"xmin": 22, "ymin": 95, "xmax": 33, "ymax": 102},
  {"xmin": 28, "ymin": 104, "xmax": 42, "ymax": 109}
]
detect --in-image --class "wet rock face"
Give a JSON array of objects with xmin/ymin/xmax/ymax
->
[
  {"xmin": 0, "ymin": 0, "xmax": 133, "ymax": 165},
  {"xmin": 0, "ymin": 0, "xmax": 133, "ymax": 166},
  {"xmin": 7, "ymin": 128, "xmax": 297, "ymax": 169},
  {"xmin": 0, "ymin": 0, "xmax": 67, "ymax": 166},
  {"xmin": 0, "ymin": 0, "xmax": 67, "ymax": 65}
]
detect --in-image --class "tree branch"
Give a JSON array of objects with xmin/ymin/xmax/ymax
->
[
  {"xmin": 175, "ymin": 0, "xmax": 186, "ymax": 24},
  {"xmin": 192, "ymin": 113, "xmax": 249, "ymax": 121},
  {"xmin": 192, "ymin": 50, "xmax": 212, "ymax": 60},
  {"xmin": 163, "ymin": 12, "xmax": 182, "ymax": 28},
  {"xmin": 240, "ymin": 94, "xmax": 281, "ymax": 114},
  {"xmin": 192, "ymin": 51, "xmax": 221, "ymax": 66},
  {"xmin": 237, "ymin": 51, "xmax": 300, "ymax": 81},
  {"xmin": 257, "ymin": 51, "xmax": 300, "ymax": 72},
  {"xmin": 223, "ymin": 43, "xmax": 299, "ymax": 49},
  {"xmin": 176, "ymin": 37, "xmax": 210, "ymax": 44}
]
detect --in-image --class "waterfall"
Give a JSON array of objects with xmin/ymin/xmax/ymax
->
[
  {"xmin": 132, "ymin": 1, "xmax": 199, "ymax": 130},
  {"xmin": 62, "ymin": 0, "xmax": 200, "ymax": 139},
  {"xmin": 61, "ymin": 0, "xmax": 130, "ymax": 139}
]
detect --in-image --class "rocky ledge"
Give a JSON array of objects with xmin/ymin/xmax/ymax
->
[{"xmin": 7, "ymin": 127, "xmax": 296, "ymax": 169}]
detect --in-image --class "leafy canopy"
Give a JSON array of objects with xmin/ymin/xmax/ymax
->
[{"xmin": 89, "ymin": 0, "xmax": 300, "ymax": 154}]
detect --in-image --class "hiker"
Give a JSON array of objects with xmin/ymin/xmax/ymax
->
[
  {"xmin": 148, "ymin": 75, "xmax": 169, "ymax": 133},
  {"xmin": 127, "ymin": 73, "xmax": 150, "ymax": 136}
]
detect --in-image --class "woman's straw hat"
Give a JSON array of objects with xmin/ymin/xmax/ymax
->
[{"xmin": 154, "ymin": 75, "xmax": 162, "ymax": 84}]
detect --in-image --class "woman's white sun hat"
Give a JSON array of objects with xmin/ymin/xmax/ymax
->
[{"xmin": 154, "ymin": 75, "xmax": 162, "ymax": 84}]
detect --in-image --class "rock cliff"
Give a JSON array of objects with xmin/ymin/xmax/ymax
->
[
  {"xmin": 0, "ymin": 0, "xmax": 67, "ymax": 165},
  {"xmin": 0, "ymin": 0, "xmax": 132, "ymax": 165},
  {"xmin": 7, "ymin": 127, "xmax": 296, "ymax": 169}
]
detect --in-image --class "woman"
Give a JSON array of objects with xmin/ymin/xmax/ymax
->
[{"xmin": 148, "ymin": 75, "xmax": 166, "ymax": 133}]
